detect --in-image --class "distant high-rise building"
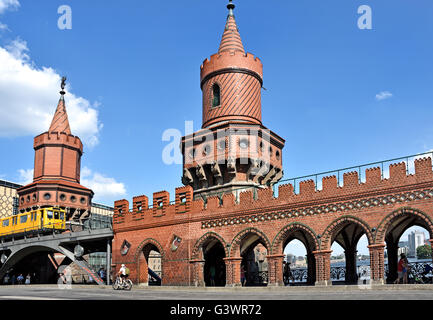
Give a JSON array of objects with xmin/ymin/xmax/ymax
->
[
  {"xmin": 398, "ymin": 241, "xmax": 409, "ymax": 257},
  {"xmin": 408, "ymin": 230, "xmax": 426, "ymax": 258}
]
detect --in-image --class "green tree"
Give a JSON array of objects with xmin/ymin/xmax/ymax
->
[{"xmin": 416, "ymin": 245, "xmax": 432, "ymax": 259}]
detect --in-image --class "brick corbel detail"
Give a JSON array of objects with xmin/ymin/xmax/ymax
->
[
  {"xmin": 266, "ymin": 254, "xmax": 285, "ymax": 286},
  {"xmin": 223, "ymin": 257, "xmax": 242, "ymax": 287},
  {"xmin": 313, "ymin": 250, "xmax": 332, "ymax": 286},
  {"xmin": 368, "ymin": 244, "xmax": 386, "ymax": 285}
]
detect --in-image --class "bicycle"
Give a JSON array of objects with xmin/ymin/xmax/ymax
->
[{"xmin": 112, "ymin": 276, "xmax": 133, "ymax": 291}]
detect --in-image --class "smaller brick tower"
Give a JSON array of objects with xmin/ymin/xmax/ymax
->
[
  {"xmin": 181, "ymin": 1, "xmax": 285, "ymax": 199},
  {"xmin": 18, "ymin": 77, "xmax": 94, "ymax": 221}
]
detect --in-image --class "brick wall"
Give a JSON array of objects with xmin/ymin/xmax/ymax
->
[{"xmin": 113, "ymin": 158, "xmax": 433, "ymax": 286}]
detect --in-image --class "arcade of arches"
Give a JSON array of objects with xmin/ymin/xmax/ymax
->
[
  {"xmin": 114, "ymin": 205, "xmax": 433, "ymax": 287},
  {"xmin": 189, "ymin": 209, "xmax": 433, "ymax": 287}
]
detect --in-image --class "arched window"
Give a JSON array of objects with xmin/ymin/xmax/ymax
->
[{"xmin": 212, "ymin": 84, "xmax": 221, "ymax": 108}]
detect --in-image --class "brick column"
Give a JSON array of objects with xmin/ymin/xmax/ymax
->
[
  {"xmin": 345, "ymin": 248, "xmax": 358, "ymax": 284},
  {"xmin": 306, "ymin": 252, "xmax": 316, "ymax": 285},
  {"xmin": 190, "ymin": 260, "xmax": 206, "ymax": 287},
  {"xmin": 313, "ymin": 250, "xmax": 332, "ymax": 286},
  {"xmin": 368, "ymin": 244, "xmax": 385, "ymax": 285},
  {"xmin": 267, "ymin": 254, "xmax": 285, "ymax": 286},
  {"xmin": 429, "ymin": 239, "xmax": 433, "ymax": 262},
  {"xmin": 224, "ymin": 257, "xmax": 242, "ymax": 287},
  {"xmin": 386, "ymin": 240, "xmax": 398, "ymax": 283},
  {"xmin": 138, "ymin": 258, "xmax": 149, "ymax": 286}
]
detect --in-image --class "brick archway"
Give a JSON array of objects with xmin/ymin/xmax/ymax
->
[
  {"xmin": 135, "ymin": 238, "xmax": 164, "ymax": 285},
  {"xmin": 272, "ymin": 222, "xmax": 319, "ymax": 285},
  {"xmin": 229, "ymin": 227, "xmax": 271, "ymax": 257},
  {"xmin": 375, "ymin": 207, "xmax": 433, "ymax": 283},
  {"xmin": 375, "ymin": 207, "xmax": 433, "ymax": 244},
  {"xmin": 320, "ymin": 215, "xmax": 374, "ymax": 251},
  {"xmin": 192, "ymin": 232, "xmax": 229, "ymax": 260},
  {"xmin": 271, "ymin": 222, "xmax": 319, "ymax": 255},
  {"xmin": 191, "ymin": 232, "xmax": 228, "ymax": 287}
]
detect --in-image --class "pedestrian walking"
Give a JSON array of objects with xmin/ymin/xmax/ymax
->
[
  {"xmin": 283, "ymin": 261, "xmax": 288, "ymax": 285},
  {"xmin": 394, "ymin": 253, "xmax": 409, "ymax": 284},
  {"xmin": 17, "ymin": 274, "xmax": 24, "ymax": 285},
  {"xmin": 25, "ymin": 274, "xmax": 31, "ymax": 285},
  {"xmin": 240, "ymin": 264, "xmax": 246, "ymax": 287},
  {"xmin": 209, "ymin": 265, "xmax": 216, "ymax": 286}
]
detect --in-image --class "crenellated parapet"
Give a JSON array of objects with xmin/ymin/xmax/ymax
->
[
  {"xmin": 113, "ymin": 157, "xmax": 433, "ymax": 232},
  {"xmin": 200, "ymin": 51, "xmax": 263, "ymax": 88},
  {"xmin": 34, "ymin": 131, "xmax": 83, "ymax": 154}
]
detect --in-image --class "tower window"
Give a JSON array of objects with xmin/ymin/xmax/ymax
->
[{"xmin": 212, "ymin": 84, "xmax": 221, "ymax": 108}]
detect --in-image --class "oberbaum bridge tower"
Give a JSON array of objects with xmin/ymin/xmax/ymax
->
[
  {"xmin": 113, "ymin": 1, "xmax": 433, "ymax": 287},
  {"xmin": 17, "ymin": 78, "xmax": 94, "ymax": 223},
  {"xmin": 181, "ymin": 0, "xmax": 285, "ymax": 199}
]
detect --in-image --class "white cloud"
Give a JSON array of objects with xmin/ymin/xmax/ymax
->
[
  {"xmin": 18, "ymin": 168, "xmax": 33, "ymax": 185},
  {"xmin": 5, "ymin": 37, "xmax": 28, "ymax": 60},
  {"xmin": 81, "ymin": 167, "xmax": 127, "ymax": 201},
  {"xmin": 16, "ymin": 166, "xmax": 126, "ymax": 203},
  {"xmin": 0, "ymin": 38, "xmax": 103, "ymax": 147},
  {"xmin": 0, "ymin": 22, "xmax": 8, "ymax": 31},
  {"xmin": 375, "ymin": 91, "xmax": 393, "ymax": 101},
  {"xmin": 0, "ymin": 0, "xmax": 19, "ymax": 14},
  {"xmin": 0, "ymin": 0, "xmax": 19, "ymax": 32}
]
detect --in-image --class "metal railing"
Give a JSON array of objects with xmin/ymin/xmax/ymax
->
[
  {"xmin": 82, "ymin": 217, "xmax": 112, "ymax": 231},
  {"xmin": 273, "ymin": 151, "xmax": 433, "ymax": 195},
  {"xmin": 200, "ymin": 151, "xmax": 433, "ymax": 203},
  {"xmin": 289, "ymin": 261, "xmax": 433, "ymax": 283},
  {"xmin": 122, "ymin": 151, "xmax": 433, "ymax": 212}
]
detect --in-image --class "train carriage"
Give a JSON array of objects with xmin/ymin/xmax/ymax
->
[{"xmin": 0, "ymin": 207, "xmax": 66, "ymax": 238}]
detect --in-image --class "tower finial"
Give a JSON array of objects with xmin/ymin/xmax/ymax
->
[
  {"xmin": 227, "ymin": 0, "xmax": 235, "ymax": 16},
  {"xmin": 60, "ymin": 76, "xmax": 67, "ymax": 96}
]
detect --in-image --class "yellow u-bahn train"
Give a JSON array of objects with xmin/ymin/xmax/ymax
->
[{"xmin": 0, "ymin": 207, "xmax": 66, "ymax": 237}]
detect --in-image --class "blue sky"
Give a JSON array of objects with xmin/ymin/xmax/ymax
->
[{"xmin": 0, "ymin": 1, "xmax": 432, "ymax": 254}]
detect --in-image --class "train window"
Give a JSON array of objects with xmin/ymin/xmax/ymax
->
[
  {"xmin": 2, "ymin": 220, "xmax": 9, "ymax": 227},
  {"xmin": 12, "ymin": 217, "xmax": 17, "ymax": 225},
  {"xmin": 60, "ymin": 212, "xmax": 64, "ymax": 220},
  {"xmin": 54, "ymin": 211, "xmax": 59, "ymax": 219},
  {"xmin": 20, "ymin": 215, "xmax": 28, "ymax": 224},
  {"xmin": 47, "ymin": 210, "xmax": 53, "ymax": 219}
]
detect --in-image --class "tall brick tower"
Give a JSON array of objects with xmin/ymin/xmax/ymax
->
[
  {"xmin": 18, "ymin": 78, "xmax": 94, "ymax": 221},
  {"xmin": 181, "ymin": 1, "xmax": 285, "ymax": 199}
]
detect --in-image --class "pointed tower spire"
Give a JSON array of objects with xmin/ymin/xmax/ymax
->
[
  {"xmin": 49, "ymin": 76, "xmax": 72, "ymax": 135},
  {"xmin": 218, "ymin": 0, "xmax": 245, "ymax": 54}
]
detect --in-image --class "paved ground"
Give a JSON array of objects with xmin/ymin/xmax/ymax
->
[{"xmin": 0, "ymin": 284, "xmax": 431, "ymax": 300}]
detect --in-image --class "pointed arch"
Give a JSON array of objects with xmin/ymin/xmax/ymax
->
[
  {"xmin": 134, "ymin": 238, "xmax": 165, "ymax": 262},
  {"xmin": 229, "ymin": 227, "xmax": 271, "ymax": 257},
  {"xmin": 320, "ymin": 215, "xmax": 374, "ymax": 251},
  {"xmin": 375, "ymin": 207, "xmax": 433, "ymax": 244},
  {"xmin": 192, "ymin": 232, "xmax": 229, "ymax": 260},
  {"xmin": 271, "ymin": 222, "xmax": 319, "ymax": 255}
]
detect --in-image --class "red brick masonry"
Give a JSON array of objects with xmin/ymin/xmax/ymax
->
[{"xmin": 113, "ymin": 157, "xmax": 433, "ymax": 286}]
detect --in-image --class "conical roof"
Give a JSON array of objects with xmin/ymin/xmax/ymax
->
[
  {"xmin": 49, "ymin": 95, "xmax": 72, "ymax": 135},
  {"xmin": 218, "ymin": 1, "xmax": 245, "ymax": 54}
]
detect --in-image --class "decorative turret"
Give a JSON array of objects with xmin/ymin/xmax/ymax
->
[
  {"xmin": 18, "ymin": 77, "xmax": 94, "ymax": 222},
  {"xmin": 182, "ymin": 1, "xmax": 285, "ymax": 200},
  {"xmin": 200, "ymin": 0, "xmax": 263, "ymax": 128}
]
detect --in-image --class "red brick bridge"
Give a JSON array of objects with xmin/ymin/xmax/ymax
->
[{"xmin": 113, "ymin": 156, "xmax": 433, "ymax": 286}]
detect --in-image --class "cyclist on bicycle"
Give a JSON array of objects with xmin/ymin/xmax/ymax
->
[{"xmin": 118, "ymin": 264, "xmax": 129, "ymax": 285}]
